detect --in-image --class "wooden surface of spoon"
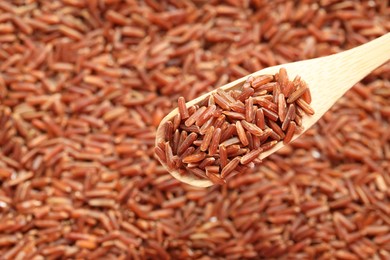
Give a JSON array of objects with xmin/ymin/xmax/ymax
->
[{"xmin": 156, "ymin": 32, "xmax": 390, "ymax": 187}]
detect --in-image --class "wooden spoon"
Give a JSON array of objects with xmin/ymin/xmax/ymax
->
[{"xmin": 156, "ymin": 32, "xmax": 390, "ymax": 187}]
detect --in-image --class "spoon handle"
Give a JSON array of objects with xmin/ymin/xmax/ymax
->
[
  {"xmin": 288, "ymin": 33, "xmax": 390, "ymax": 126},
  {"xmin": 331, "ymin": 32, "xmax": 390, "ymax": 92}
]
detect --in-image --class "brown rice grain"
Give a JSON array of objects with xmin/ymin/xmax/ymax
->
[
  {"xmin": 287, "ymin": 84, "xmax": 308, "ymax": 103},
  {"xmin": 196, "ymin": 105, "xmax": 216, "ymax": 127},
  {"xmin": 296, "ymin": 98, "xmax": 315, "ymax": 115},
  {"xmin": 177, "ymin": 132, "xmax": 198, "ymax": 155},
  {"xmin": 240, "ymin": 149, "xmax": 263, "ymax": 165},
  {"xmin": 178, "ymin": 97, "xmax": 189, "ymax": 119},
  {"xmin": 252, "ymin": 75, "xmax": 274, "ymax": 88},
  {"xmin": 245, "ymin": 97, "xmax": 254, "ymax": 122},
  {"xmin": 240, "ymin": 120, "xmax": 263, "ymax": 136},
  {"xmin": 283, "ymin": 121, "xmax": 297, "ymax": 144},
  {"xmin": 208, "ymin": 128, "xmax": 222, "ymax": 156},
  {"xmin": 185, "ymin": 106, "xmax": 207, "ymax": 127},
  {"xmin": 183, "ymin": 152, "xmax": 207, "ymax": 164},
  {"xmin": 235, "ymin": 121, "xmax": 249, "ymax": 147},
  {"xmin": 262, "ymin": 108, "xmax": 279, "ymax": 121},
  {"xmin": 200, "ymin": 126, "xmax": 215, "ymax": 152},
  {"xmin": 221, "ymin": 157, "xmax": 241, "ymax": 178}
]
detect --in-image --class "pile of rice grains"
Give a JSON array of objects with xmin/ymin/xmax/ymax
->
[
  {"xmin": 156, "ymin": 70, "xmax": 314, "ymax": 185},
  {"xmin": 0, "ymin": 0, "xmax": 389, "ymax": 259}
]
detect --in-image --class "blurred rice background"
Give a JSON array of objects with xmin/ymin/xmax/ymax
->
[{"xmin": 0, "ymin": 0, "xmax": 389, "ymax": 259}]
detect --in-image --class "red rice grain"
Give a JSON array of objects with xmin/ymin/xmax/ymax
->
[
  {"xmin": 208, "ymin": 128, "xmax": 222, "ymax": 156},
  {"xmin": 177, "ymin": 97, "xmax": 189, "ymax": 119},
  {"xmin": 200, "ymin": 126, "xmax": 214, "ymax": 152},
  {"xmin": 283, "ymin": 121, "xmax": 297, "ymax": 144},
  {"xmin": 221, "ymin": 157, "xmax": 241, "ymax": 179}
]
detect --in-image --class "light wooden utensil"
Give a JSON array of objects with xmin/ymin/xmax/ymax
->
[{"xmin": 156, "ymin": 32, "xmax": 390, "ymax": 188}]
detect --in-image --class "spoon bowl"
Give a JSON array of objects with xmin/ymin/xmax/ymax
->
[{"xmin": 156, "ymin": 33, "xmax": 390, "ymax": 187}]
